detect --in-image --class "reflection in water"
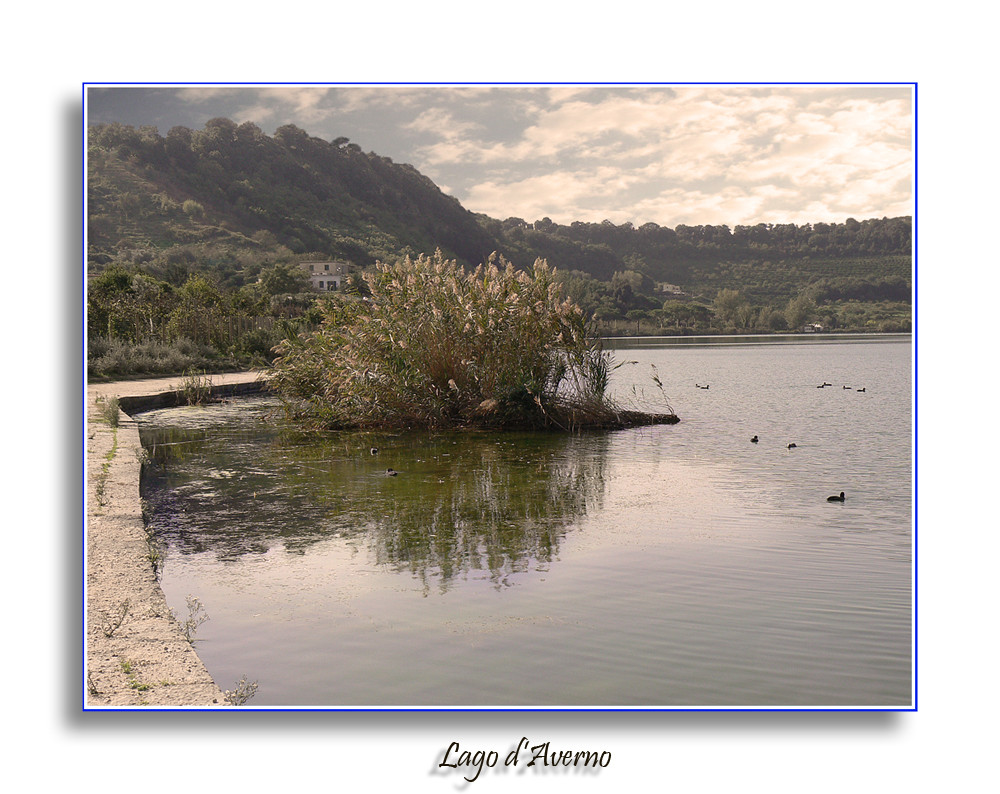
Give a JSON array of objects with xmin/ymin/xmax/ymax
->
[
  {"xmin": 139, "ymin": 404, "xmax": 608, "ymax": 592},
  {"xmin": 366, "ymin": 435, "xmax": 608, "ymax": 590}
]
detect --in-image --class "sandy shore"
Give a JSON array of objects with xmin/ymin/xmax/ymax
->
[{"xmin": 84, "ymin": 372, "xmax": 266, "ymax": 707}]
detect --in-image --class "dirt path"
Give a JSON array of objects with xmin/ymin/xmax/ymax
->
[{"xmin": 85, "ymin": 372, "xmax": 265, "ymax": 707}]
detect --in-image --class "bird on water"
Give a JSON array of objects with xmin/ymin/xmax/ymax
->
[
  {"xmin": 827, "ymin": 491, "xmax": 845, "ymax": 502},
  {"xmin": 370, "ymin": 447, "xmax": 379, "ymax": 455},
  {"xmin": 386, "ymin": 468, "xmax": 397, "ymax": 476},
  {"xmin": 751, "ymin": 435, "xmax": 758, "ymax": 443},
  {"xmin": 787, "ymin": 443, "xmax": 797, "ymax": 449}
]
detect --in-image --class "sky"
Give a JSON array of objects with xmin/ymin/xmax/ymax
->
[{"xmin": 86, "ymin": 83, "xmax": 914, "ymax": 229}]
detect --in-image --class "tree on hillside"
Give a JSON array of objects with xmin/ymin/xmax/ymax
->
[
  {"xmin": 785, "ymin": 293, "xmax": 816, "ymax": 329},
  {"xmin": 713, "ymin": 288, "xmax": 747, "ymax": 326},
  {"xmin": 259, "ymin": 262, "xmax": 310, "ymax": 297}
]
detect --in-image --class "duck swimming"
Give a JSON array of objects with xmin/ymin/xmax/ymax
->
[
  {"xmin": 787, "ymin": 443, "xmax": 797, "ymax": 449},
  {"xmin": 827, "ymin": 491, "xmax": 845, "ymax": 502},
  {"xmin": 370, "ymin": 447, "xmax": 379, "ymax": 455},
  {"xmin": 751, "ymin": 435, "xmax": 758, "ymax": 443},
  {"xmin": 386, "ymin": 468, "xmax": 397, "ymax": 476}
]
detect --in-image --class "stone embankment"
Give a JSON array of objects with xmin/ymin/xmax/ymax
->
[{"xmin": 85, "ymin": 372, "xmax": 266, "ymax": 707}]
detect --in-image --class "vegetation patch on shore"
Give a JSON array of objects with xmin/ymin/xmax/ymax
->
[{"xmin": 270, "ymin": 251, "xmax": 677, "ymax": 431}]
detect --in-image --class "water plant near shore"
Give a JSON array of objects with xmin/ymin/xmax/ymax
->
[
  {"xmin": 180, "ymin": 369, "xmax": 213, "ymax": 405},
  {"xmin": 224, "ymin": 675, "xmax": 259, "ymax": 706},
  {"xmin": 270, "ymin": 251, "xmax": 676, "ymax": 431},
  {"xmin": 176, "ymin": 595, "xmax": 209, "ymax": 643}
]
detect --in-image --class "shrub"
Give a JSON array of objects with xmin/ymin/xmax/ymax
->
[
  {"xmin": 238, "ymin": 328, "xmax": 278, "ymax": 359},
  {"xmin": 271, "ymin": 251, "xmax": 675, "ymax": 431},
  {"xmin": 96, "ymin": 395, "xmax": 121, "ymax": 427},
  {"xmin": 88, "ymin": 336, "xmax": 224, "ymax": 379}
]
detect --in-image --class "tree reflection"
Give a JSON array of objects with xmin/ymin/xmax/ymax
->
[
  {"xmin": 363, "ymin": 435, "xmax": 608, "ymax": 591},
  {"xmin": 139, "ymin": 415, "xmax": 609, "ymax": 591}
]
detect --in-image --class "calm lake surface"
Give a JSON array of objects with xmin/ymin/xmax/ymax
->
[{"xmin": 137, "ymin": 335, "xmax": 913, "ymax": 707}]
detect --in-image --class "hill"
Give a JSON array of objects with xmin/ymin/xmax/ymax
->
[
  {"xmin": 86, "ymin": 120, "xmax": 912, "ymax": 378},
  {"xmin": 87, "ymin": 119, "xmax": 500, "ymax": 287},
  {"xmin": 87, "ymin": 120, "xmax": 911, "ymax": 298}
]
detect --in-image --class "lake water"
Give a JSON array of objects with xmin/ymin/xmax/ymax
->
[{"xmin": 137, "ymin": 335, "xmax": 913, "ymax": 708}]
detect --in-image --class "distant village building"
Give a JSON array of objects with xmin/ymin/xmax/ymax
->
[
  {"xmin": 801, "ymin": 323, "xmax": 825, "ymax": 333},
  {"xmin": 300, "ymin": 261, "xmax": 350, "ymax": 291},
  {"xmin": 655, "ymin": 282, "xmax": 687, "ymax": 298}
]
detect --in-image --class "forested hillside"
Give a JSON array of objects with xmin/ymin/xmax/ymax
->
[
  {"xmin": 87, "ymin": 119, "xmax": 499, "ymax": 285},
  {"xmin": 86, "ymin": 119, "xmax": 912, "ymax": 378}
]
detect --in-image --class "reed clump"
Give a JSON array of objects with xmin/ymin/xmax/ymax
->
[{"xmin": 270, "ymin": 251, "xmax": 677, "ymax": 431}]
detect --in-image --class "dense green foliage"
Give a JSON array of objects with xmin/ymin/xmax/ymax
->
[
  {"xmin": 271, "ymin": 252, "xmax": 670, "ymax": 430},
  {"xmin": 86, "ymin": 262, "xmax": 324, "ymax": 378}
]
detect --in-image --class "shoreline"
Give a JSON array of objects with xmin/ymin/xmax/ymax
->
[{"xmin": 84, "ymin": 371, "xmax": 266, "ymax": 708}]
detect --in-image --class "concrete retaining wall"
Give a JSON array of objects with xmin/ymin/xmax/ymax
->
[{"xmin": 85, "ymin": 373, "xmax": 266, "ymax": 708}]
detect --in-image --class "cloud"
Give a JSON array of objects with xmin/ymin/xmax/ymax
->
[
  {"xmin": 434, "ymin": 86, "xmax": 913, "ymax": 225},
  {"xmin": 404, "ymin": 106, "xmax": 485, "ymax": 141},
  {"xmin": 89, "ymin": 83, "xmax": 914, "ymax": 226}
]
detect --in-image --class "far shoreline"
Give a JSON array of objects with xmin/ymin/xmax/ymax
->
[
  {"xmin": 85, "ymin": 333, "xmax": 911, "ymax": 386},
  {"xmin": 602, "ymin": 331, "xmax": 911, "ymax": 347}
]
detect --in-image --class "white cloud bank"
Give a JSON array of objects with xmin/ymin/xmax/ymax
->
[{"xmin": 90, "ymin": 83, "xmax": 914, "ymax": 227}]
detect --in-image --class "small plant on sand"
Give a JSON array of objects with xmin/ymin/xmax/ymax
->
[
  {"xmin": 95, "ymin": 395, "xmax": 121, "ymax": 427},
  {"xmin": 145, "ymin": 529, "xmax": 166, "ymax": 579},
  {"xmin": 138, "ymin": 498, "xmax": 166, "ymax": 578},
  {"xmin": 271, "ymin": 251, "xmax": 677, "ymax": 431},
  {"xmin": 100, "ymin": 598, "xmax": 132, "ymax": 638},
  {"xmin": 180, "ymin": 369, "xmax": 213, "ymax": 405},
  {"xmin": 120, "ymin": 658, "xmax": 151, "ymax": 692},
  {"xmin": 176, "ymin": 595, "xmax": 209, "ymax": 643},
  {"xmin": 224, "ymin": 675, "xmax": 259, "ymax": 706},
  {"xmin": 94, "ymin": 427, "xmax": 119, "ymax": 507}
]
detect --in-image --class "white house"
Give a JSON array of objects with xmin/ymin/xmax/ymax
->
[
  {"xmin": 300, "ymin": 261, "xmax": 350, "ymax": 291},
  {"xmin": 655, "ymin": 282, "xmax": 686, "ymax": 296}
]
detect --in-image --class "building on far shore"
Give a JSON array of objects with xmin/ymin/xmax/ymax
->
[
  {"xmin": 300, "ymin": 261, "xmax": 351, "ymax": 291},
  {"xmin": 655, "ymin": 282, "xmax": 687, "ymax": 299}
]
